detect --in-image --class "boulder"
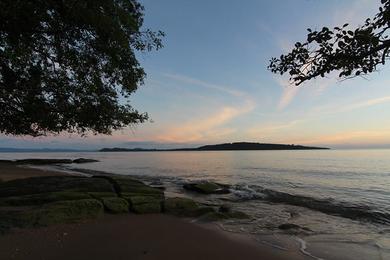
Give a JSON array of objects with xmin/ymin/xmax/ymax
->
[
  {"xmin": 183, "ymin": 181, "xmax": 230, "ymax": 194},
  {"xmin": 101, "ymin": 197, "xmax": 129, "ymax": 214},
  {"xmin": 73, "ymin": 158, "xmax": 99, "ymax": 164}
]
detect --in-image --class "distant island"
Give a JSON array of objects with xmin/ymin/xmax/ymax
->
[{"xmin": 100, "ymin": 142, "xmax": 329, "ymax": 152}]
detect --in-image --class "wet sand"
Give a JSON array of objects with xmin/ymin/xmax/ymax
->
[
  {"xmin": 0, "ymin": 162, "xmax": 67, "ymax": 181},
  {"xmin": 0, "ymin": 163, "xmax": 307, "ymax": 260}
]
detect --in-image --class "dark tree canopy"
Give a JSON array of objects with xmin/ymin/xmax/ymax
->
[
  {"xmin": 269, "ymin": 0, "xmax": 390, "ymax": 86},
  {"xmin": 0, "ymin": 0, "xmax": 164, "ymax": 136}
]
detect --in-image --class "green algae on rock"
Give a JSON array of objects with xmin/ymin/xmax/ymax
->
[
  {"xmin": 0, "ymin": 176, "xmax": 114, "ymax": 197},
  {"xmin": 0, "ymin": 191, "xmax": 92, "ymax": 206},
  {"xmin": 101, "ymin": 197, "xmax": 129, "ymax": 214},
  {"xmin": 0, "ymin": 199, "xmax": 104, "ymax": 228},
  {"xmin": 183, "ymin": 182, "xmax": 230, "ymax": 194},
  {"xmin": 164, "ymin": 197, "xmax": 214, "ymax": 217},
  {"xmin": 124, "ymin": 195, "xmax": 163, "ymax": 214}
]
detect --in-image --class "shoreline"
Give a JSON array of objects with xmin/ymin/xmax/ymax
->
[{"xmin": 0, "ymin": 162, "xmax": 307, "ymax": 260}]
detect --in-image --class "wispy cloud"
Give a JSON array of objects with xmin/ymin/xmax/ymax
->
[
  {"xmin": 341, "ymin": 96, "xmax": 390, "ymax": 112},
  {"xmin": 275, "ymin": 77, "xmax": 300, "ymax": 110},
  {"xmin": 294, "ymin": 129, "xmax": 390, "ymax": 146},
  {"xmin": 311, "ymin": 95, "xmax": 390, "ymax": 116},
  {"xmin": 163, "ymin": 73, "xmax": 246, "ymax": 98},
  {"xmin": 247, "ymin": 119, "xmax": 301, "ymax": 139},
  {"xmin": 156, "ymin": 101, "xmax": 255, "ymax": 142}
]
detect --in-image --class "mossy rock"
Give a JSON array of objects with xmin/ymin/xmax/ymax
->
[
  {"xmin": 37, "ymin": 199, "xmax": 104, "ymax": 225},
  {"xmin": 101, "ymin": 197, "xmax": 129, "ymax": 214},
  {"xmin": 0, "ymin": 176, "xmax": 114, "ymax": 197},
  {"xmin": 0, "ymin": 191, "xmax": 92, "ymax": 206},
  {"xmin": 163, "ymin": 197, "xmax": 214, "ymax": 217},
  {"xmin": 87, "ymin": 192, "xmax": 118, "ymax": 199},
  {"xmin": 0, "ymin": 199, "xmax": 104, "ymax": 228},
  {"xmin": 124, "ymin": 195, "xmax": 162, "ymax": 214},
  {"xmin": 183, "ymin": 182, "xmax": 230, "ymax": 194}
]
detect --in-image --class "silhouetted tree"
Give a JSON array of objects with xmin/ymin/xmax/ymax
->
[
  {"xmin": 268, "ymin": 0, "xmax": 390, "ymax": 85},
  {"xmin": 0, "ymin": 0, "xmax": 164, "ymax": 136}
]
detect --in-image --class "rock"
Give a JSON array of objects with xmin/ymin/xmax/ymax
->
[
  {"xmin": 73, "ymin": 158, "xmax": 99, "ymax": 164},
  {"xmin": 196, "ymin": 212, "xmax": 227, "ymax": 221},
  {"xmin": 36, "ymin": 199, "xmax": 104, "ymax": 225},
  {"xmin": 278, "ymin": 223, "xmax": 302, "ymax": 230},
  {"xmin": 219, "ymin": 204, "xmax": 231, "ymax": 213},
  {"xmin": 164, "ymin": 197, "xmax": 198, "ymax": 216},
  {"xmin": 0, "ymin": 160, "xmax": 13, "ymax": 164},
  {"xmin": 224, "ymin": 210, "xmax": 250, "ymax": 219},
  {"xmin": 108, "ymin": 176, "xmax": 165, "ymax": 199},
  {"xmin": 87, "ymin": 192, "xmax": 118, "ymax": 199},
  {"xmin": 163, "ymin": 197, "xmax": 214, "ymax": 217},
  {"xmin": 183, "ymin": 181, "xmax": 230, "ymax": 194},
  {"xmin": 0, "ymin": 191, "xmax": 92, "ymax": 206},
  {"xmin": 124, "ymin": 195, "xmax": 162, "ymax": 214},
  {"xmin": 101, "ymin": 197, "xmax": 129, "ymax": 214},
  {"xmin": 0, "ymin": 199, "xmax": 104, "ymax": 228},
  {"xmin": 0, "ymin": 176, "xmax": 114, "ymax": 197},
  {"xmin": 14, "ymin": 159, "xmax": 73, "ymax": 165}
]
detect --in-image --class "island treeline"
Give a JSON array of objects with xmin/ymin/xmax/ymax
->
[{"xmin": 100, "ymin": 142, "xmax": 329, "ymax": 152}]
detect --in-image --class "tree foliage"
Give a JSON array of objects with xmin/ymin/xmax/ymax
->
[
  {"xmin": 268, "ymin": 0, "xmax": 390, "ymax": 85},
  {"xmin": 0, "ymin": 0, "xmax": 164, "ymax": 136}
]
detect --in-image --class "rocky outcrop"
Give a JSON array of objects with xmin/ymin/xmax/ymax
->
[
  {"xmin": 1, "ymin": 158, "xmax": 99, "ymax": 165},
  {"xmin": 15, "ymin": 159, "xmax": 73, "ymax": 165},
  {"xmin": 0, "ymin": 176, "xmax": 115, "ymax": 197},
  {"xmin": 73, "ymin": 158, "xmax": 99, "ymax": 164},
  {"xmin": 0, "ymin": 175, "xmax": 251, "ymax": 234},
  {"xmin": 183, "ymin": 182, "xmax": 230, "ymax": 194}
]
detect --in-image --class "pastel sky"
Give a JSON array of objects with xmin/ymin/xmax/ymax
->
[{"xmin": 2, "ymin": 0, "xmax": 390, "ymax": 150}]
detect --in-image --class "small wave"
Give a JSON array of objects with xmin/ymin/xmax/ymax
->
[
  {"xmin": 231, "ymin": 184, "xmax": 390, "ymax": 225},
  {"xmin": 295, "ymin": 237, "xmax": 324, "ymax": 260}
]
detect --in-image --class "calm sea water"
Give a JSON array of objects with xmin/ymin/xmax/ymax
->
[{"xmin": 1, "ymin": 149, "xmax": 390, "ymax": 260}]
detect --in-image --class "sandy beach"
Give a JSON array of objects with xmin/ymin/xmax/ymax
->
[{"xmin": 0, "ymin": 163, "xmax": 306, "ymax": 260}]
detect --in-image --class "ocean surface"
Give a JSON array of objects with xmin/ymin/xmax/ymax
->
[{"xmin": 1, "ymin": 149, "xmax": 390, "ymax": 260}]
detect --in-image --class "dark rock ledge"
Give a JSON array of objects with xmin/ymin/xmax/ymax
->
[
  {"xmin": 0, "ymin": 158, "xmax": 99, "ymax": 165},
  {"xmin": 0, "ymin": 175, "xmax": 249, "ymax": 234}
]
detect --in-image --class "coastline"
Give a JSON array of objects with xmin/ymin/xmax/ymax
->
[{"xmin": 0, "ymin": 163, "xmax": 306, "ymax": 260}]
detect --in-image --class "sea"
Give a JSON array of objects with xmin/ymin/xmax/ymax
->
[{"xmin": 1, "ymin": 149, "xmax": 390, "ymax": 260}]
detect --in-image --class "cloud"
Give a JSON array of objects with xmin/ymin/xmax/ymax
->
[
  {"xmin": 156, "ymin": 100, "xmax": 255, "ymax": 143},
  {"xmin": 275, "ymin": 77, "xmax": 300, "ymax": 110},
  {"xmin": 163, "ymin": 73, "xmax": 246, "ymax": 98},
  {"xmin": 295, "ymin": 129, "xmax": 390, "ymax": 146},
  {"xmin": 340, "ymin": 96, "xmax": 390, "ymax": 112},
  {"xmin": 247, "ymin": 119, "xmax": 301, "ymax": 138},
  {"xmin": 311, "ymin": 95, "xmax": 390, "ymax": 117}
]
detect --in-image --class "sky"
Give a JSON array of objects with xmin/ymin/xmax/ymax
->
[{"xmin": 2, "ymin": 0, "xmax": 390, "ymax": 150}]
